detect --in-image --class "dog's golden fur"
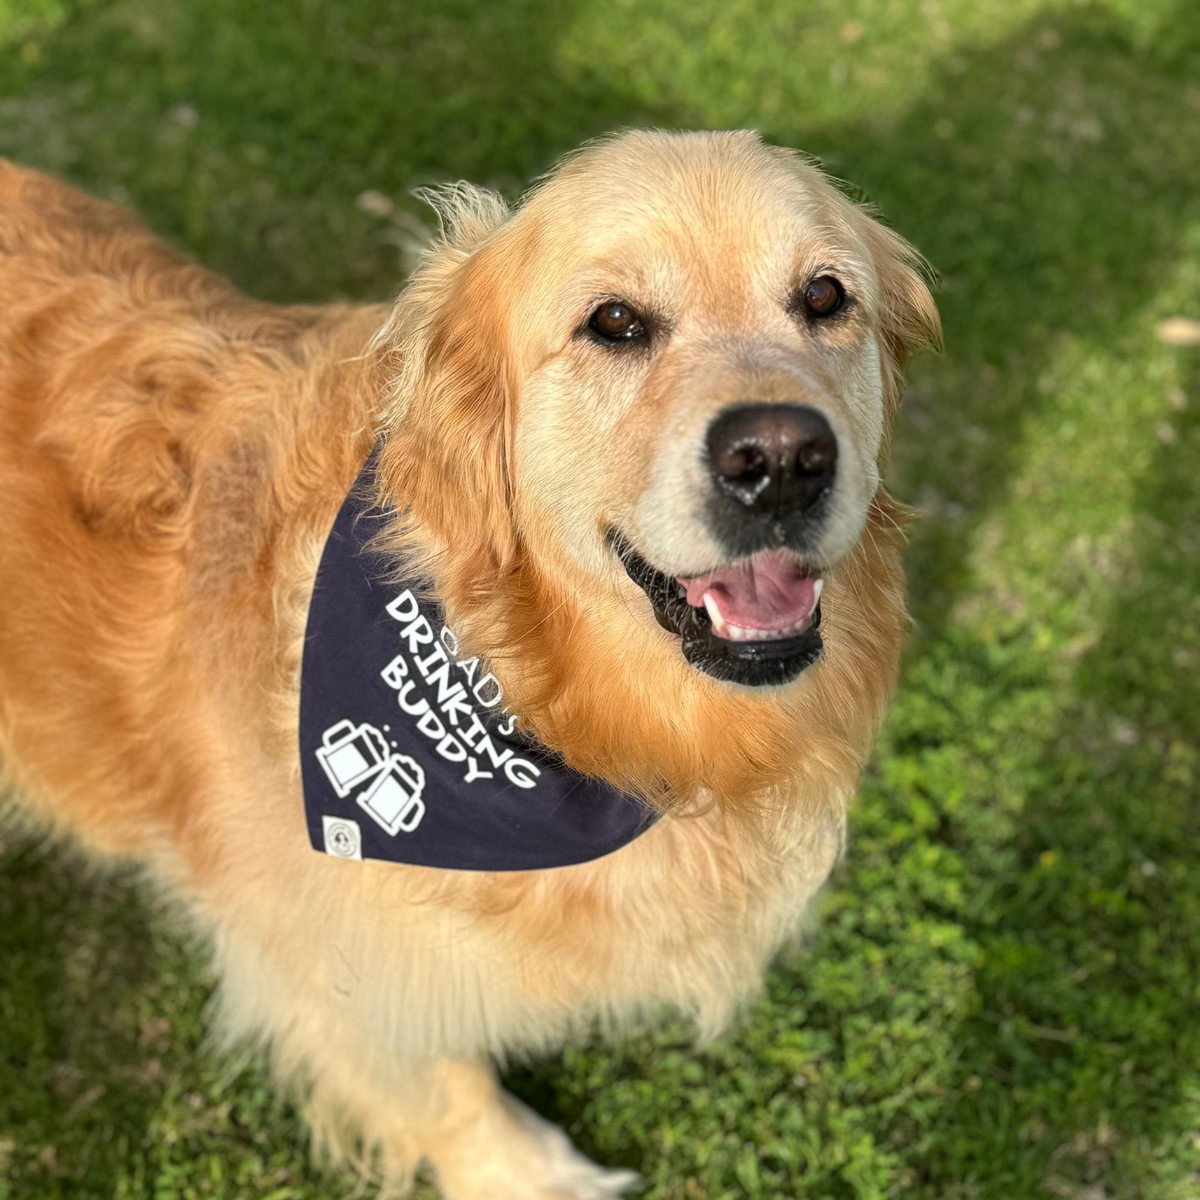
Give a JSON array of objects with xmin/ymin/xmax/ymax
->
[{"xmin": 0, "ymin": 131, "xmax": 938, "ymax": 1197}]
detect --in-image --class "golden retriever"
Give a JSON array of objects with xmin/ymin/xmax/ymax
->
[{"xmin": 0, "ymin": 130, "xmax": 938, "ymax": 1198}]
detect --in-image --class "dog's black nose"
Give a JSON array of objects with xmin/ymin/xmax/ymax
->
[{"xmin": 706, "ymin": 403, "xmax": 838, "ymax": 516}]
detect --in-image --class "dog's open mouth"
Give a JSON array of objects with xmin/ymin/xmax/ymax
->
[{"xmin": 608, "ymin": 532, "xmax": 824, "ymax": 687}]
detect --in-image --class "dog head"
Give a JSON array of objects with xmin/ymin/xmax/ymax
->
[{"xmin": 376, "ymin": 131, "xmax": 938, "ymax": 805}]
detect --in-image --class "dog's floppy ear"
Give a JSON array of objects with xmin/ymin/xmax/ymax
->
[
  {"xmin": 855, "ymin": 212, "xmax": 942, "ymax": 437},
  {"xmin": 376, "ymin": 186, "xmax": 520, "ymax": 585}
]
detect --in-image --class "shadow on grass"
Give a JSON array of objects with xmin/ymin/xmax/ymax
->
[
  {"xmin": 1, "ymin": 0, "xmax": 1199, "ymax": 1196},
  {"xmin": 0, "ymin": 0, "xmax": 684, "ymax": 302}
]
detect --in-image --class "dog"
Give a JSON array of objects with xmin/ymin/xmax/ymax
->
[{"xmin": 0, "ymin": 130, "xmax": 938, "ymax": 1198}]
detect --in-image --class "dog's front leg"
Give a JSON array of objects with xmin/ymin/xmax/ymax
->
[{"xmin": 405, "ymin": 1058, "xmax": 638, "ymax": 1200}]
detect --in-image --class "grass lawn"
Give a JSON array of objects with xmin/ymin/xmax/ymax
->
[{"xmin": 2, "ymin": 0, "xmax": 1200, "ymax": 1196}]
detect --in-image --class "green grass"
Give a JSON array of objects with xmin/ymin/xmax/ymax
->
[{"xmin": 2, "ymin": 0, "xmax": 1199, "ymax": 1196}]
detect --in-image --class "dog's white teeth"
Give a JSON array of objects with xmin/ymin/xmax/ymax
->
[
  {"xmin": 703, "ymin": 593, "xmax": 728, "ymax": 637},
  {"xmin": 726, "ymin": 622, "xmax": 783, "ymax": 642},
  {"xmin": 812, "ymin": 578, "xmax": 824, "ymax": 603},
  {"xmin": 718, "ymin": 612, "xmax": 815, "ymax": 642}
]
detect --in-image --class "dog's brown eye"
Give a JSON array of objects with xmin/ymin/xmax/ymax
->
[
  {"xmin": 589, "ymin": 300, "xmax": 645, "ymax": 342},
  {"xmin": 801, "ymin": 275, "xmax": 844, "ymax": 317}
]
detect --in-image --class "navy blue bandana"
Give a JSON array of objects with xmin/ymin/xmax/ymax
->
[{"xmin": 299, "ymin": 452, "xmax": 658, "ymax": 870}]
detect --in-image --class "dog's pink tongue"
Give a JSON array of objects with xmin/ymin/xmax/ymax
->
[{"xmin": 680, "ymin": 550, "xmax": 816, "ymax": 631}]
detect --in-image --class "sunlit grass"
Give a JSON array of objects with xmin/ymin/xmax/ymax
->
[{"xmin": 2, "ymin": 0, "xmax": 1199, "ymax": 1196}]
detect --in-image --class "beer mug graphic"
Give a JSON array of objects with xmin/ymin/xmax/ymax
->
[
  {"xmin": 356, "ymin": 755, "xmax": 427, "ymax": 836},
  {"xmin": 315, "ymin": 719, "xmax": 389, "ymax": 797}
]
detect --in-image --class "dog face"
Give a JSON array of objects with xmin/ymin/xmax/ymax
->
[{"xmin": 381, "ymin": 131, "xmax": 938, "ymax": 694}]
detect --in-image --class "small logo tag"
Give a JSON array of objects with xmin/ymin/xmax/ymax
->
[{"xmin": 322, "ymin": 815, "xmax": 363, "ymax": 860}]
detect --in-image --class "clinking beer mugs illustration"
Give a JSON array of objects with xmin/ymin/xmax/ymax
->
[{"xmin": 315, "ymin": 719, "xmax": 427, "ymax": 835}]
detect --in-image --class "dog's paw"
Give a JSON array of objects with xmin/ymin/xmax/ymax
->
[
  {"xmin": 431, "ymin": 1090, "xmax": 639, "ymax": 1200},
  {"xmin": 503, "ymin": 1092, "xmax": 640, "ymax": 1199}
]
